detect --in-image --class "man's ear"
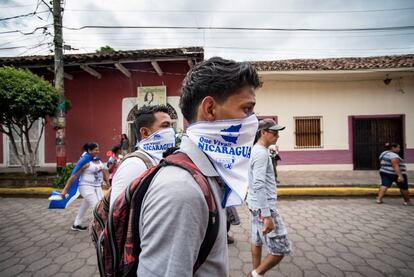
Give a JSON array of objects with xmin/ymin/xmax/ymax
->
[
  {"xmin": 140, "ymin": 127, "xmax": 152, "ymax": 140},
  {"xmin": 197, "ymin": 96, "xmax": 216, "ymax": 121}
]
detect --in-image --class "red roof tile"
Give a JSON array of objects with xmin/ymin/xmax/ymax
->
[
  {"xmin": 250, "ymin": 54, "xmax": 414, "ymax": 71},
  {"xmin": 0, "ymin": 47, "xmax": 204, "ymax": 67}
]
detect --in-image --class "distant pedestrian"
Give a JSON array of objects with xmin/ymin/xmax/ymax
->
[
  {"xmin": 120, "ymin": 133, "xmax": 130, "ymax": 155},
  {"xmin": 377, "ymin": 142, "xmax": 412, "ymax": 205},
  {"xmin": 247, "ymin": 118, "xmax": 291, "ymax": 277},
  {"xmin": 106, "ymin": 144, "xmax": 123, "ymax": 185},
  {"xmin": 269, "ymin": 143, "xmax": 282, "ymax": 183},
  {"xmin": 60, "ymin": 142, "xmax": 109, "ymax": 231},
  {"xmin": 226, "ymin": 207, "xmax": 240, "ymax": 244}
]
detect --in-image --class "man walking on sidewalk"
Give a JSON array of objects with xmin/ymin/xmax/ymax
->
[{"xmin": 246, "ymin": 118, "xmax": 291, "ymax": 277}]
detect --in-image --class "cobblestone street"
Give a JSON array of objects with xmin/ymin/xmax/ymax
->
[{"xmin": 0, "ymin": 197, "xmax": 413, "ymax": 277}]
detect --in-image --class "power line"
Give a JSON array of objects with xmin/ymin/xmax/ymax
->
[
  {"xmin": 17, "ymin": 43, "xmax": 51, "ymax": 56},
  {"xmin": 27, "ymin": 45, "xmax": 53, "ymax": 56},
  {"xmin": 40, "ymin": 0, "xmax": 53, "ymax": 12},
  {"xmin": 61, "ymin": 30, "xmax": 414, "ymax": 42},
  {"xmin": 0, "ymin": 0, "xmax": 45, "ymax": 22},
  {"xmin": 63, "ymin": 40, "xmax": 414, "ymax": 56},
  {"xmin": 0, "ymin": 33, "xmax": 44, "ymax": 47},
  {"xmin": 0, "ymin": 34, "xmax": 51, "ymax": 51},
  {"xmin": 63, "ymin": 41, "xmax": 414, "ymax": 52},
  {"xmin": 62, "ymin": 24, "xmax": 414, "ymax": 32},
  {"xmin": 7, "ymin": 23, "xmax": 410, "ymax": 37},
  {"xmin": 63, "ymin": 7, "xmax": 414, "ymax": 14},
  {"xmin": 62, "ymin": 31, "xmax": 414, "ymax": 41},
  {"xmin": 70, "ymin": 46, "xmax": 413, "ymax": 57},
  {"xmin": 0, "ymin": 10, "xmax": 49, "ymax": 21},
  {"xmin": 0, "ymin": 4, "xmax": 38, "ymax": 8},
  {"xmin": 0, "ymin": 42, "xmax": 50, "ymax": 51},
  {"xmin": 0, "ymin": 24, "xmax": 52, "ymax": 35},
  {"xmin": 208, "ymin": 45, "xmax": 414, "ymax": 52}
]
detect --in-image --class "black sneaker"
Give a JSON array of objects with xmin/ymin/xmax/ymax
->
[{"xmin": 71, "ymin": 225, "xmax": 87, "ymax": 231}]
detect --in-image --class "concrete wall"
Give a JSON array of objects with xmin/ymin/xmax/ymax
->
[{"xmin": 256, "ymin": 74, "xmax": 414, "ymax": 170}]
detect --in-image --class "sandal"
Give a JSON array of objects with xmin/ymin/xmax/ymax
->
[{"xmin": 376, "ymin": 199, "xmax": 383, "ymax": 204}]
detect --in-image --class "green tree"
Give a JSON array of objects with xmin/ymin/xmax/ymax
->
[
  {"xmin": 0, "ymin": 67, "xmax": 60, "ymax": 174},
  {"xmin": 96, "ymin": 45, "xmax": 116, "ymax": 53}
]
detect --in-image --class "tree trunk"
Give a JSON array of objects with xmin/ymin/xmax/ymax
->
[{"xmin": 23, "ymin": 124, "xmax": 36, "ymax": 175}]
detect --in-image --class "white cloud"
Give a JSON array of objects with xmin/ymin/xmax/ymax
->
[{"xmin": 1, "ymin": 0, "xmax": 414, "ymax": 60}]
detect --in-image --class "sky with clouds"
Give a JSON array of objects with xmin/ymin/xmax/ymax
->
[{"xmin": 1, "ymin": 0, "xmax": 414, "ymax": 61}]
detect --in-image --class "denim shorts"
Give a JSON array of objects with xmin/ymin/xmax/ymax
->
[
  {"xmin": 250, "ymin": 209, "xmax": 291, "ymax": 256},
  {"xmin": 380, "ymin": 172, "xmax": 408, "ymax": 190}
]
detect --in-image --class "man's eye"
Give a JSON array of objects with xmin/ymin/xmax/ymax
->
[{"xmin": 244, "ymin": 106, "xmax": 253, "ymax": 113}]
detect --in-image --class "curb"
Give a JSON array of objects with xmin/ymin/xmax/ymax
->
[
  {"xmin": 0, "ymin": 187, "xmax": 404, "ymax": 198},
  {"xmin": 277, "ymin": 187, "xmax": 402, "ymax": 197}
]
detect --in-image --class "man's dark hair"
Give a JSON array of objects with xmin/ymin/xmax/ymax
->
[
  {"xmin": 83, "ymin": 142, "xmax": 98, "ymax": 152},
  {"xmin": 111, "ymin": 144, "xmax": 121, "ymax": 154},
  {"xmin": 179, "ymin": 57, "xmax": 261, "ymax": 122},
  {"xmin": 254, "ymin": 130, "xmax": 262, "ymax": 144},
  {"xmin": 134, "ymin": 105, "xmax": 170, "ymax": 141}
]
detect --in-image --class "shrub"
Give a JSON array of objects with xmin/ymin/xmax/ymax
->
[{"xmin": 53, "ymin": 163, "xmax": 74, "ymax": 188}]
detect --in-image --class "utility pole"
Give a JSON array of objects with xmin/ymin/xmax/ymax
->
[{"xmin": 52, "ymin": 0, "xmax": 66, "ymax": 173}]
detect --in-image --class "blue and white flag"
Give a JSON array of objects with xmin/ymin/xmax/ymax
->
[
  {"xmin": 186, "ymin": 114, "xmax": 259, "ymax": 207},
  {"xmin": 48, "ymin": 153, "xmax": 100, "ymax": 209},
  {"xmin": 137, "ymin": 127, "xmax": 176, "ymax": 162}
]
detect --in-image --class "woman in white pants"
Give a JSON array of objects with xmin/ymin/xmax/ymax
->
[{"xmin": 61, "ymin": 142, "xmax": 109, "ymax": 231}]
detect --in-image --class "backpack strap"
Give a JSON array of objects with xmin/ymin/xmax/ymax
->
[
  {"xmin": 126, "ymin": 152, "xmax": 219, "ymax": 275},
  {"xmin": 162, "ymin": 152, "xmax": 219, "ymax": 273},
  {"xmin": 94, "ymin": 151, "xmax": 154, "ymax": 276},
  {"xmin": 122, "ymin": 150, "xmax": 154, "ymax": 169}
]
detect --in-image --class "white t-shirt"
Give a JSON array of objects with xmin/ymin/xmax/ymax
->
[
  {"xmin": 109, "ymin": 151, "xmax": 156, "ymax": 207},
  {"xmin": 79, "ymin": 160, "xmax": 105, "ymax": 187}
]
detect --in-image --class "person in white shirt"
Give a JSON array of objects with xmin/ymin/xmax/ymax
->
[
  {"xmin": 109, "ymin": 105, "xmax": 173, "ymax": 207},
  {"xmin": 61, "ymin": 142, "xmax": 109, "ymax": 231}
]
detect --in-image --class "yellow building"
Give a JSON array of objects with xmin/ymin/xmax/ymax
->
[{"xmin": 251, "ymin": 54, "xmax": 414, "ymax": 171}]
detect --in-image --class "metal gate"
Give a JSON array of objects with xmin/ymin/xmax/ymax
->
[{"xmin": 353, "ymin": 117, "xmax": 403, "ymax": 170}]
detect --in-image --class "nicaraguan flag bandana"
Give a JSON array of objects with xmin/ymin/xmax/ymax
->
[
  {"xmin": 137, "ymin": 127, "xmax": 176, "ymax": 162},
  {"xmin": 186, "ymin": 114, "xmax": 259, "ymax": 207}
]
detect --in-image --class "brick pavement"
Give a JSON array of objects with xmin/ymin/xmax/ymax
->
[{"xmin": 0, "ymin": 197, "xmax": 413, "ymax": 277}]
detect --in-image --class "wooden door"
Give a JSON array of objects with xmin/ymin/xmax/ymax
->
[{"xmin": 353, "ymin": 117, "xmax": 403, "ymax": 170}]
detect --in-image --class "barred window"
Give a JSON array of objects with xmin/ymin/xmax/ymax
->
[{"xmin": 294, "ymin": 116, "xmax": 323, "ymax": 148}]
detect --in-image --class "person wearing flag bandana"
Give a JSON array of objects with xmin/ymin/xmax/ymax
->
[
  {"xmin": 246, "ymin": 118, "xmax": 291, "ymax": 277},
  {"xmin": 134, "ymin": 57, "xmax": 261, "ymax": 276},
  {"xmin": 109, "ymin": 105, "xmax": 174, "ymax": 208}
]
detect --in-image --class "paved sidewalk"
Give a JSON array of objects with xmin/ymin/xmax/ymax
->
[
  {"xmin": 1, "ymin": 197, "xmax": 413, "ymax": 277},
  {"xmin": 277, "ymin": 170, "xmax": 414, "ymax": 186},
  {"xmin": 2, "ymin": 169, "xmax": 413, "ymax": 189}
]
